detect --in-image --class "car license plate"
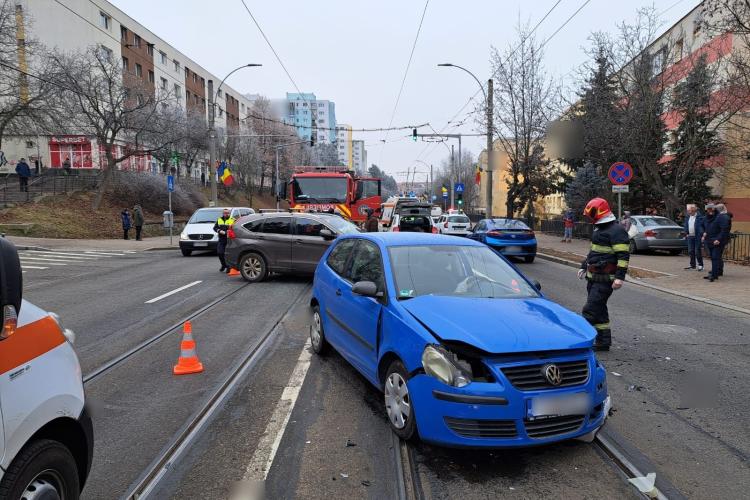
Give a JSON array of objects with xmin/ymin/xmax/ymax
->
[
  {"xmin": 504, "ymin": 246, "xmax": 522, "ymax": 253},
  {"xmin": 193, "ymin": 242, "xmax": 208, "ymax": 247},
  {"xmin": 453, "ymin": 225, "xmax": 466, "ymax": 229},
  {"xmin": 529, "ymin": 392, "xmax": 590, "ymax": 418}
]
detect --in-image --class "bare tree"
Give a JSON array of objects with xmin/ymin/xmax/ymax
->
[
  {"xmin": 490, "ymin": 24, "xmax": 561, "ymax": 218},
  {"xmin": 49, "ymin": 46, "xmax": 178, "ymax": 208}
]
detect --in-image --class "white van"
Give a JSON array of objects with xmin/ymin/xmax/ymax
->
[
  {"xmin": 379, "ymin": 196, "xmax": 418, "ymax": 228},
  {"xmin": 0, "ymin": 238, "xmax": 93, "ymax": 498},
  {"xmin": 179, "ymin": 206, "xmax": 254, "ymax": 256}
]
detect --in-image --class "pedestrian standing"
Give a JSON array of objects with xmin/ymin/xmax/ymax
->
[
  {"xmin": 684, "ymin": 204, "xmax": 705, "ymax": 271},
  {"xmin": 620, "ymin": 211, "xmax": 632, "ymax": 232},
  {"xmin": 121, "ymin": 208, "xmax": 132, "ymax": 240},
  {"xmin": 365, "ymin": 208, "xmax": 379, "ymax": 232},
  {"xmin": 562, "ymin": 210, "xmax": 575, "ymax": 243},
  {"xmin": 703, "ymin": 203, "xmax": 730, "ymax": 282},
  {"xmin": 577, "ymin": 198, "xmax": 630, "ymax": 351},
  {"xmin": 15, "ymin": 158, "xmax": 31, "ymax": 192},
  {"xmin": 213, "ymin": 208, "xmax": 235, "ymax": 273},
  {"xmin": 62, "ymin": 157, "xmax": 72, "ymax": 175},
  {"xmin": 133, "ymin": 204, "xmax": 144, "ymax": 241}
]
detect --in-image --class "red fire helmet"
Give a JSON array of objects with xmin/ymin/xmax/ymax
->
[{"xmin": 583, "ymin": 197, "xmax": 612, "ymax": 223}]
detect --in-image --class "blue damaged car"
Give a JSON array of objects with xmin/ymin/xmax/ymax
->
[{"xmin": 310, "ymin": 233, "xmax": 610, "ymax": 447}]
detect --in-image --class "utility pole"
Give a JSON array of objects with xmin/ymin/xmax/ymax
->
[
  {"xmin": 450, "ymin": 144, "xmax": 455, "ymax": 209},
  {"xmin": 275, "ymin": 147, "xmax": 280, "ymax": 211},
  {"xmin": 207, "ymin": 79, "xmax": 217, "ymax": 206},
  {"xmin": 486, "ymin": 78, "xmax": 494, "ymax": 218},
  {"xmin": 430, "ymin": 164, "xmax": 433, "ymax": 203}
]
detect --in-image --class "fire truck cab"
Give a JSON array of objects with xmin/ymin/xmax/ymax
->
[{"xmin": 0, "ymin": 238, "xmax": 93, "ymax": 499}]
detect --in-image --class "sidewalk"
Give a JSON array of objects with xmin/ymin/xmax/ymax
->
[
  {"xmin": 535, "ymin": 233, "xmax": 750, "ymax": 312},
  {"xmin": 5, "ymin": 235, "xmax": 178, "ymax": 251}
]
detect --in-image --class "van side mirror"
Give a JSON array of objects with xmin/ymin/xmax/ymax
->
[
  {"xmin": 352, "ymin": 281, "xmax": 383, "ymax": 298},
  {"xmin": 0, "ymin": 238, "xmax": 23, "ymax": 339}
]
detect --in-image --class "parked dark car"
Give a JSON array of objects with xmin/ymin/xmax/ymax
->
[
  {"xmin": 628, "ymin": 215, "xmax": 687, "ymax": 254},
  {"xmin": 225, "ymin": 212, "xmax": 360, "ymax": 282},
  {"xmin": 468, "ymin": 218, "xmax": 537, "ymax": 263}
]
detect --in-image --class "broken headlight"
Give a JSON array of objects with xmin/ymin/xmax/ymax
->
[{"xmin": 421, "ymin": 345, "xmax": 472, "ymax": 388}]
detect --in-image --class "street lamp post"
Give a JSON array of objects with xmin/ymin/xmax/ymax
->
[
  {"xmin": 438, "ymin": 64, "xmax": 493, "ymax": 218},
  {"xmin": 208, "ymin": 63, "xmax": 262, "ymax": 206}
]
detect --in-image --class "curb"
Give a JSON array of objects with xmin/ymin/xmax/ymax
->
[
  {"xmin": 144, "ymin": 246, "xmax": 179, "ymax": 251},
  {"xmin": 536, "ymin": 252, "xmax": 750, "ymax": 316}
]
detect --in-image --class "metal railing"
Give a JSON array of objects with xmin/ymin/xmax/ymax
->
[
  {"xmin": 0, "ymin": 172, "xmax": 101, "ymax": 205},
  {"xmin": 539, "ymin": 218, "xmax": 593, "ymax": 239}
]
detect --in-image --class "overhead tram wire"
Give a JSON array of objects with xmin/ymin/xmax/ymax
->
[
  {"xmin": 415, "ymin": 0, "xmax": 567, "ymax": 164},
  {"xmin": 378, "ymin": 0, "xmax": 431, "ymax": 165}
]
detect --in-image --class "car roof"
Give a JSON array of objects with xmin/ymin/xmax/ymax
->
[{"xmin": 343, "ymin": 232, "xmax": 484, "ymax": 247}]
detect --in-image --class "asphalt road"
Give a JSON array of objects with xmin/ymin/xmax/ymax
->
[{"xmin": 22, "ymin": 249, "xmax": 749, "ymax": 499}]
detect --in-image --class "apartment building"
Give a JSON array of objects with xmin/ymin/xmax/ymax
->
[
  {"xmin": 284, "ymin": 93, "xmax": 337, "ymax": 144},
  {"xmin": 337, "ymin": 124, "xmax": 353, "ymax": 168},
  {"xmin": 352, "ymin": 140, "xmax": 367, "ymax": 174},
  {"xmin": 2, "ymin": 0, "xmax": 253, "ymax": 176}
]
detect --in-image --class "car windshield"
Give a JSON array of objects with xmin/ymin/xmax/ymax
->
[
  {"xmin": 448, "ymin": 216, "xmax": 470, "ymax": 223},
  {"xmin": 320, "ymin": 215, "xmax": 360, "ymax": 234},
  {"xmin": 292, "ymin": 177, "xmax": 348, "ymax": 203},
  {"xmin": 389, "ymin": 245, "xmax": 538, "ymax": 299},
  {"xmin": 189, "ymin": 209, "xmax": 225, "ymax": 224},
  {"xmin": 491, "ymin": 219, "xmax": 530, "ymax": 230},
  {"xmin": 636, "ymin": 217, "xmax": 678, "ymax": 227}
]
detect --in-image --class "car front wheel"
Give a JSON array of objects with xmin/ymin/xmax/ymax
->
[
  {"xmin": 524, "ymin": 255, "xmax": 536, "ymax": 263},
  {"xmin": 181, "ymin": 248, "xmax": 192, "ymax": 257},
  {"xmin": 0, "ymin": 439, "xmax": 80, "ymax": 500},
  {"xmin": 310, "ymin": 305, "xmax": 329, "ymax": 355},
  {"xmin": 384, "ymin": 360, "xmax": 417, "ymax": 440},
  {"xmin": 629, "ymin": 239, "xmax": 638, "ymax": 254},
  {"xmin": 240, "ymin": 252, "xmax": 267, "ymax": 282}
]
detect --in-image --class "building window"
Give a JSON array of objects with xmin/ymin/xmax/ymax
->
[
  {"xmin": 147, "ymin": 44, "xmax": 153, "ymax": 56},
  {"xmin": 174, "ymin": 60, "xmax": 180, "ymax": 72},
  {"xmin": 148, "ymin": 70, "xmax": 155, "ymax": 83},
  {"xmin": 136, "ymin": 94, "xmax": 144, "ymax": 106},
  {"xmin": 100, "ymin": 11, "xmax": 111, "ymax": 30},
  {"xmin": 161, "ymin": 77, "xmax": 168, "ymax": 90},
  {"xmin": 120, "ymin": 26, "xmax": 128, "ymax": 42},
  {"xmin": 135, "ymin": 63, "xmax": 142, "ymax": 77},
  {"xmin": 133, "ymin": 34, "xmax": 141, "ymax": 48},
  {"xmin": 185, "ymin": 67, "xmax": 190, "ymax": 79},
  {"xmin": 174, "ymin": 84, "xmax": 181, "ymax": 98},
  {"xmin": 217, "ymin": 90, "xmax": 223, "ymax": 98},
  {"xmin": 122, "ymin": 56, "xmax": 129, "ymax": 72},
  {"xmin": 675, "ymin": 38, "xmax": 684, "ymax": 62},
  {"xmin": 98, "ymin": 45, "xmax": 113, "ymax": 62},
  {"xmin": 160, "ymin": 51, "xmax": 167, "ymax": 65},
  {"xmin": 200, "ymin": 77, "xmax": 205, "ymax": 88},
  {"xmin": 193, "ymin": 73, "xmax": 198, "ymax": 84}
]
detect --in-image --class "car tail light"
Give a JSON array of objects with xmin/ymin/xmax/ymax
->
[
  {"xmin": 644, "ymin": 229, "xmax": 656, "ymax": 237},
  {"xmin": 444, "ymin": 222, "xmax": 449, "ymax": 228},
  {"xmin": 228, "ymin": 228, "xmax": 236, "ymax": 239},
  {"xmin": 487, "ymin": 230, "xmax": 504, "ymax": 237},
  {"xmin": 432, "ymin": 227, "xmax": 438, "ymax": 234},
  {"xmin": 526, "ymin": 230, "xmax": 535, "ymax": 236},
  {"xmin": 1, "ymin": 305, "xmax": 17, "ymax": 340}
]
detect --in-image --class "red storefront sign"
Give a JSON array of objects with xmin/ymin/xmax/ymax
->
[{"xmin": 49, "ymin": 136, "xmax": 93, "ymax": 168}]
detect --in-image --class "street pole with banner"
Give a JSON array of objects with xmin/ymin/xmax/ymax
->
[{"xmin": 608, "ymin": 162, "xmax": 634, "ymax": 220}]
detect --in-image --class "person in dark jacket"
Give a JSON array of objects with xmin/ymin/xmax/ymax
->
[
  {"xmin": 62, "ymin": 157, "xmax": 72, "ymax": 175},
  {"xmin": 121, "ymin": 209, "xmax": 132, "ymax": 240},
  {"xmin": 577, "ymin": 197, "xmax": 630, "ymax": 351},
  {"xmin": 703, "ymin": 203, "xmax": 731, "ymax": 282},
  {"xmin": 683, "ymin": 204, "xmax": 705, "ymax": 271},
  {"xmin": 213, "ymin": 208, "xmax": 235, "ymax": 273},
  {"xmin": 15, "ymin": 158, "xmax": 31, "ymax": 192},
  {"xmin": 133, "ymin": 205, "xmax": 144, "ymax": 241},
  {"xmin": 364, "ymin": 209, "xmax": 379, "ymax": 232}
]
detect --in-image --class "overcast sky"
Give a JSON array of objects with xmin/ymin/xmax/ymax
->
[{"xmin": 110, "ymin": 0, "xmax": 697, "ymax": 179}]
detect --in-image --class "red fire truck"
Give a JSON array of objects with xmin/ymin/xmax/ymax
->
[{"xmin": 287, "ymin": 166, "xmax": 382, "ymax": 223}]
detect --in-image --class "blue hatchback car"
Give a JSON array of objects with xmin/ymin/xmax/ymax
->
[
  {"xmin": 310, "ymin": 233, "xmax": 610, "ymax": 448},
  {"xmin": 468, "ymin": 218, "xmax": 537, "ymax": 263}
]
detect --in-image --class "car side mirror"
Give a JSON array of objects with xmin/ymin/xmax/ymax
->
[
  {"xmin": 0, "ymin": 237, "xmax": 23, "ymax": 339},
  {"xmin": 533, "ymin": 280, "xmax": 542, "ymax": 291},
  {"xmin": 352, "ymin": 280, "xmax": 383, "ymax": 298},
  {"xmin": 320, "ymin": 229, "xmax": 336, "ymax": 240}
]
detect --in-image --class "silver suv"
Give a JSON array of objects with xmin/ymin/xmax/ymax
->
[{"xmin": 225, "ymin": 213, "xmax": 360, "ymax": 282}]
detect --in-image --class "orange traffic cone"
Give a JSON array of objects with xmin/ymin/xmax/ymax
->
[
  {"xmin": 227, "ymin": 267, "xmax": 240, "ymax": 276},
  {"xmin": 173, "ymin": 321, "xmax": 204, "ymax": 375}
]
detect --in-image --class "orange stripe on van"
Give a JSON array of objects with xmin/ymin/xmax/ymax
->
[{"xmin": 0, "ymin": 316, "xmax": 66, "ymax": 375}]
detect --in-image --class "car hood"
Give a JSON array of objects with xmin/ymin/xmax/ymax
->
[
  {"xmin": 399, "ymin": 295, "xmax": 595, "ymax": 354},
  {"xmin": 184, "ymin": 222, "xmax": 217, "ymax": 235}
]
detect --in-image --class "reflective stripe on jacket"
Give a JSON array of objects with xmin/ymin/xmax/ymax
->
[{"xmin": 579, "ymin": 220, "xmax": 630, "ymax": 281}]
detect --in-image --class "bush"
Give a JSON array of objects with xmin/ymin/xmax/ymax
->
[{"xmin": 109, "ymin": 171, "xmax": 206, "ymax": 215}]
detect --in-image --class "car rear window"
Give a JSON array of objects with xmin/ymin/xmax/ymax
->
[
  {"xmin": 399, "ymin": 215, "xmax": 432, "ymax": 232},
  {"xmin": 448, "ymin": 216, "xmax": 470, "ymax": 223},
  {"xmin": 491, "ymin": 219, "xmax": 530, "ymax": 230},
  {"xmin": 636, "ymin": 217, "xmax": 678, "ymax": 227}
]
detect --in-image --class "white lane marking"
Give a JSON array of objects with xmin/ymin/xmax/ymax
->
[
  {"xmin": 243, "ymin": 339, "xmax": 313, "ymax": 481},
  {"xmin": 83, "ymin": 251, "xmax": 125, "ymax": 256},
  {"xmin": 23, "ymin": 252, "xmax": 98, "ymax": 260},
  {"xmin": 20, "ymin": 265, "xmax": 48, "ymax": 269},
  {"xmin": 144, "ymin": 281, "xmax": 202, "ymax": 304},
  {"xmin": 19, "ymin": 257, "xmax": 67, "ymax": 266}
]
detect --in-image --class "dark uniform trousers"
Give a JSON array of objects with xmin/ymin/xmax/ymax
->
[
  {"xmin": 583, "ymin": 280, "xmax": 613, "ymax": 346},
  {"xmin": 213, "ymin": 216, "xmax": 235, "ymax": 271}
]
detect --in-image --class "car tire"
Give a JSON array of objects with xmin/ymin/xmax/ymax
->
[
  {"xmin": 310, "ymin": 305, "xmax": 329, "ymax": 355},
  {"xmin": 181, "ymin": 248, "xmax": 192, "ymax": 257},
  {"xmin": 668, "ymin": 249, "xmax": 682, "ymax": 256},
  {"xmin": 0, "ymin": 439, "xmax": 80, "ymax": 500},
  {"xmin": 239, "ymin": 252, "xmax": 267, "ymax": 283},
  {"xmin": 384, "ymin": 360, "xmax": 417, "ymax": 441},
  {"xmin": 524, "ymin": 255, "xmax": 536, "ymax": 263},
  {"xmin": 629, "ymin": 239, "xmax": 638, "ymax": 255}
]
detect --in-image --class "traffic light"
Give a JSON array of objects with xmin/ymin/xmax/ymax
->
[
  {"xmin": 412, "ymin": 128, "xmax": 417, "ymax": 142},
  {"xmin": 310, "ymin": 134, "xmax": 315, "ymax": 147},
  {"xmin": 457, "ymin": 192, "xmax": 464, "ymax": 209}
]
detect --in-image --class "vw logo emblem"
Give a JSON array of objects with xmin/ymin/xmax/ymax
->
[{"xmin": 542, "ymin": 364, "xmax": 563, "ymax": 386}]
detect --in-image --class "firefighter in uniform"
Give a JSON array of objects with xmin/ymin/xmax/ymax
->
[
  {"xmin": 577, "ymin": 198, "xmax": 630, "ymax": 351},
  {"xmin": 213, "ymin": 208, "xmax": 235, "ymax": 273}
]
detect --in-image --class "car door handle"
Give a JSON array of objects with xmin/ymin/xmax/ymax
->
[
  {"xmin": 294, "ymin": 238, "xmax": 303, "ymax": 244},
  {"xmin": 336, "ymin": 289, "xmax": 342, "ymax": 296}
]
